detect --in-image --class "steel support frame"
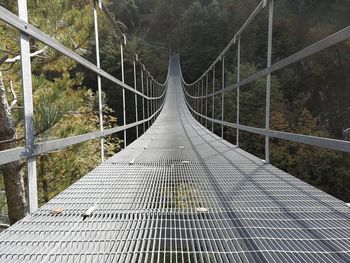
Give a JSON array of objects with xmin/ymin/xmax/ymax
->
[
  {"xmin": 158, "ymin": 85, "xmax": 161, "ymax": 115},
  {"xmin": 141, "ymin": 66, "xmax": 145, "ymax": 133},
  {"xmin": 157, "ymin": 85, "xmax": 160, "ymax": 116},
  {"xmin": 133, "ymin": 56, "xmax": 139, "ymax": 138},
  {"xmin": 153, "ymin": 80, "xmax": 156, "ymax": 123},
  {"xmin": 193, "ymin": 84, "xmax": 196, "ymax": 120},
  {"xmin": 205, "ymin": 74, "xmax": 208, "ymax": 128},
  {"xmin": 93, "ymin": 0, "xmax": 104, "ymax": 162},
  {"xmin": 154, "ymin": 82, "xmax": 157, "ymax": 121},
  {"xmin": 221, "ymin": 55, "xmax": 225, "ymax": 138},
  {"xmin": 212, "ymin": 67, "xmax": 215, "ymax": 132},
  {"xmin": 157, "ymin": 84, "xmax": 159, "ymax": 118},
  {"xmin": 149, "ymin": 78, "xmax": 152, "ymax": 125},
  {"xmin": 195, "ymin": 83, "xmax": 199, "ymax": 121},
  {"xmin": 155, "ymin": 83, "xmax": 157, "ymax": 118},
  {"xmin": 146, "ymin": 74, "xmax": 150, "ymax": 129},
  {"xmin": 120, "ymin": 36, "xmax": 126, "ymax": 148},
  {"xmin": 18, "ymin": 0, "xmax": 38, "ymax": 213},
  {"xmin": 201, "ymin": 78, "xmax": 204, "ymax": 125},
  {"xmin": 150, "ymin": 77, "xmax": 153, "ymax": 125},
  {"xmin": 265, "ymin": 0, "xmax": 274, "ymax": 163},
  {"xmin": 236, "ymin": 37, "xmax": 241, "ymax": 147},
  {"xmin": 153, "ymin": 79, "xmax": 156, "ymax": 123}
]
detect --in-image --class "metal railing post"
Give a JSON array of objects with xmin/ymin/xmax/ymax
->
[
  {"xmin": 201, "ymin": 78, "xmax": 204, "ymax": 125},
  {"xmin": 193, "ymin": 84, "xmax": 195, "ymax": 118},
  {"xmin": 154, "ymin": 82, "xmax": 156, "ymax": 121},
  {"xmin": 133, "ymin": 55, "xmax": 139, "ymax": 138},
  {"xmin": 150, "ymin": 77, "xmax": 153, "ymax": 124},
  {"xmin": 157, "ymin": 84, "xmax": 160, "ymax": 114},
  {"xmin": 236, "ymin": 37, "xmax": 241, "ymax": 147},
  {"xmin": 93, "ymin": 0, "xmax": 104, "ymax": 161},
  {"xmin": 156, "ymin": 84, "xmax": 158, "ymax": 117},
  {"xmin": 120, "ymin": 34, "xmax": 126, "ymax": 148},
  {"xmin": 193, "ymin": 85, "xmax": 196, "ymax": 119},
  {"xmin": 153, "ymin": 78, "xmax": 155, "ymax": 123},
  {"xmin": 146, "ymin": 73, "xmax": 150, "ymax": 128},
  {"xmin": 154, "ymin": 80, "xmax": 156, "ymax": 122},
  {"xmin": 221, "ymin": 55, "xmax": 225, "ymax": 138},
  {"xmin": 149, "ymin": 77, "xmax": 152, "ymax": 125},
  {"xmin": 265, "ymin": 0, "xmax": 274, "ymax": 163},
  {"xmin": 155, "ymin": 82, "xmax": 157, "ymax": 120},
  {"xmin": 141, "ymin": 65, "xmax": 145, "ymax": 133},
  {"xmin": 18, "ymin": 0, "xmax": 38, "ymax": 213},
  {"xmin": 155, "ymin": 83, "xmax": 157, "ymax": 119},
  {"xmin": 212, "ymin": 67, "xmax": 215, "ymax": 132},
  {"xmin": 195, "ymin": 83, "xmax": 198, "ymax": 121},
  {"xmin": 205, "ymin": 73, "xmax": 208, "ymax": 128},
  {"xmin": 156, "ymin": 83, "xmax": 158, "ymax": 119},
  {"xmin": 198, "ymin": 81, "xmax": 201, "ymax": 122},
  {"xmin": 155, "ymin": 83, "xmax": 157, "ymax": 117},
  {"xmin": 191, "ymin": 85, "xmax": 194, "ymax": 118}
]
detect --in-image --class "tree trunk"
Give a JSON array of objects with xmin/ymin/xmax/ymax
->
[
  {"xmin": 40, "ymin": 155, "xmax": 50, "ymax": 203},
  {"xmin": 0, "ymin": 70, "xmax": 27, "ymax": 225}
]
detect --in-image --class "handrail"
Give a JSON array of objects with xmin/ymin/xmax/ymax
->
[
  {"xmin": 181, "ymin": 0, "xmax": 266, "ymax": 86},
  {"xmin": 0, "ymin": 0, "xmax": 168, "ymax": 212},
  {"xmin": 0, "ymin": 80, "xmax": 168, "ymax": 166},
  {"xmin": 183, "ymin": 92, "xmax": 350, "ymax": 154},
  {"xmin": 100, "ymin": 1, "xmax": 168, "ymax": 87},
  {"xmin": 183, "ymin": 25, "xmax": 350, "ymax": 99},
  {"xmin": 181, "ymin": 0, "xmax": 350, "ymax": 162},
  {"xmin": 0, "ymin": 5, "xmax": 164, "ymax": 100},
  {"xmin": 0, "ymin": 90, "xmax": 167, "ymax": 166}
]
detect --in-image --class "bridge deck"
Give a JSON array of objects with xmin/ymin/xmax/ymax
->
[{"xmin": 0, "ymin": 56, "xmax": 349, "ymax": 262}]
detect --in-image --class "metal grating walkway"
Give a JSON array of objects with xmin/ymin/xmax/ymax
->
[{"xmin": 0, "ymin": 55, "xmax": 349, "ymax": 262}]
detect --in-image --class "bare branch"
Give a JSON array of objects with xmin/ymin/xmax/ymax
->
[
  {"xmin": 9, "ymin": 80, "xmax": 17, "ymax": 110},
  {"xmin": 0, "ymin": 136, "xmax": 16, "ymax": 144},
  {"xmin": 4, "ymin": 46, "xmax": 48, "ymax": 64}
]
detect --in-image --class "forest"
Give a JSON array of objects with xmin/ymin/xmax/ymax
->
[{"xmin": 0, "ymin": 0, "xmax": 349, "ymax": 225}]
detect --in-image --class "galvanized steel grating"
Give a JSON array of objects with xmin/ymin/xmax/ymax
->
[{"xmin": 0, "ymin": 56, "xmax": 349, "ymax": 262}]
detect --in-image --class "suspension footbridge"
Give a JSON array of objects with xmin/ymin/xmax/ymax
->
[{"xmin": 0, "ymin": 0, "xmax": 350, "ymax": 262}]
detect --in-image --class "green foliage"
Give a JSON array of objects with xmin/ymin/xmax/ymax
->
[
  {"xmin": 223, "ymin": 63, "xmax": 285, "ymax": 156},
  {"xmin": 34, "ymin": 73, "xmax": 86, "ymax": 137},
  {"xmin": 181, "ymin": 1, "xmax": 228, "ymax": 81},
  {"xmin": 0, "ymin": 0, "xmax": 121, "ymax": 214},
  {"xmin": 269, "ymin": 109, "xmax": 350, "ymax": 201}
]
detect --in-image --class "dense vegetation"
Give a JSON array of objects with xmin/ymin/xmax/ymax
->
[
  {"xmin": 0, "ymin": 0, "xmax": 349, "ymax": 224},
  {"xmin": 0, "ymin": 0, "xmax": 120, "ymax": 223}
]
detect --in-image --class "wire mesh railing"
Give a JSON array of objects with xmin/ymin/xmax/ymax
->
[
  {"xmin": 182, "ymin": 0, "xmax": 350, "ymax": 163},
  {"xmin": 0, "ymin": 0, "xmax": 168, "ymax": 212}
]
